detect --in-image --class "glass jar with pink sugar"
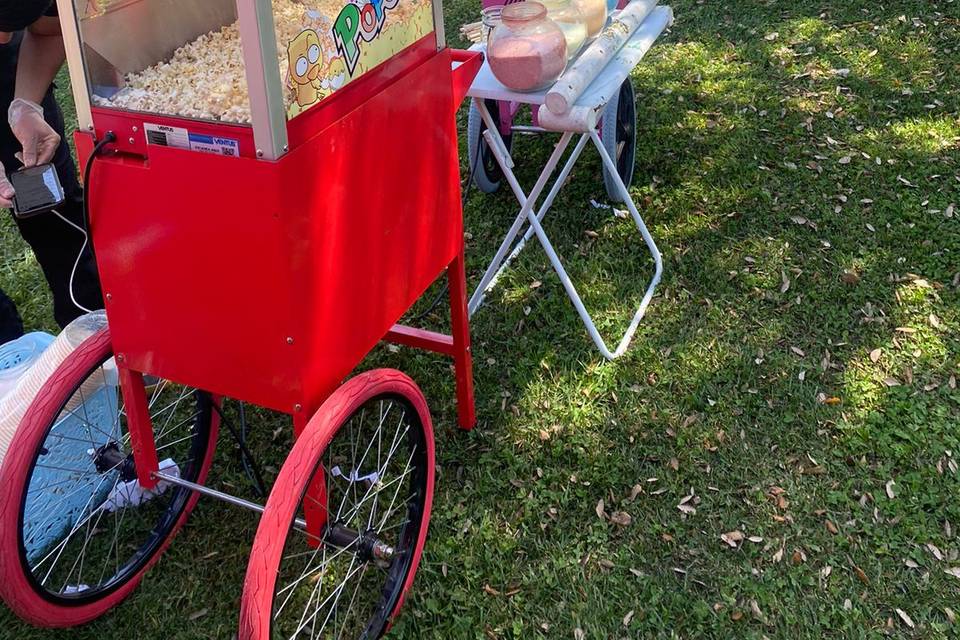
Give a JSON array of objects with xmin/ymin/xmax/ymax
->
[{"xmin": 487, "ymin": 2, "xmax": 567, "ymax": 92}]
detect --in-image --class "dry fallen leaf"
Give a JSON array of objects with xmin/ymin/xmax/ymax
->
[
  {"xmin": 595, "ymin": 499, "xmax": 606, "ymax": 520},
  {"xmin": 574, "ymin": 627, "xmax": 585, "ymax": 640},
  {"xmin": 841, "ymin": 270, "xmax": 861, "ymax": 285},
  {"xmin": 945, "ymin": 607, "xmax": 956, "ymax": 623},
  {"xmin": 896, "ymin": 609, "xmax": 915, "ymax": 629},
  {"xmin": 826, "ymin": 520, "xmax": 839, "ymax": 534},
  {"xmin": 610, "ymin": 511, "xmax": 632, "ymax": 527},
  {"xmin": 678, "ymin": 503, "xmax": 697, "ymax": 515},
  {"xmin": 945, "ymin": 567, "xmax": 960, "ymax": 579},
  {"xmin": 721, "ymin": 530, "xmax": 744, "ymax": 548},
  {"xmin": 622, "ymin": 610, "xmax": 635, "ymax": 627},
  {"xmin": 870, "ymin": 348, "xmax": 882, "ymax": 363},
  {"xmin": 886, "ymin": 480, "xmax": 896, "ymax": 499},
  {"xmin": 928, "ymin": 543, "xmax": 944, "ymax": 561},
  {"xmin": 883, "ymin": 377, "xmax": 902, "ymax": 387},
  {"xmin": 483, "ymin": 584, "xmax": 500, "ymax": 596},
  {"xmin": 853, "ymin": 564, "xmax": 870, "ymax": 585}
]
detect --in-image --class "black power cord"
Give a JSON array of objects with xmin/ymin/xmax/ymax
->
[{"xmin": 81, "ymin": 131, "xmax": 117, "ymax": 264}]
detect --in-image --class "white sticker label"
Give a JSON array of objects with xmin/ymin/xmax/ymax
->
[
  {"xmin": 188, "ymin": 133, "xmax": 240, "ymax": 157},
  {"xmin": 143, "ymin": 123, "xmax": 189, "ymax": 149}
]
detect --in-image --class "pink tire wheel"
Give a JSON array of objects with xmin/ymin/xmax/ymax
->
[
  {"xmin": 239, "ymin": 369, "xmax": 435, "ymax": 639},
  {"xmin": 0, "ymin": 326, "xmax": 219, "ymax": 627}
]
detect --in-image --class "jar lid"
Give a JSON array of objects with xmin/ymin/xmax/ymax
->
[{"xmin": 501, "ymin": 1, "xmax": 548, "ymax": 21}]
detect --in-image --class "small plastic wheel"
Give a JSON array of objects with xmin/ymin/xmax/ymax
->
[
  {"xmin": 239, "ymin": 369, "xmax": 434, "ymax": 640},
  {"xmin": 467, "ymin": 99, "xmax": 513, "ymax": 193},
  {"xmin": 0, "ymin": 325, "xmax": 218, "ymax": 627},
  {"xmin": 600, "ymin": 79, "xmax": 638, "ymax": 203}
]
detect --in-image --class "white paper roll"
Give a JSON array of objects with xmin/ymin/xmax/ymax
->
[{"xmin": 545, "ymin": 0, "xmax": 659, "ymax": 115}]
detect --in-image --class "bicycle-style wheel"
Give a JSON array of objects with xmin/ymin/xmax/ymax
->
[
  {"xmin": 240, "ymin": 369, "xmax": 434, "ymax": 639},
  {"xmin": 467, "ymin": 99, "xmax": 514, "ymax": 193},
  {"xmin": 0, "ymin": 326, "xmax": 218, "ymax": 627},
  {"xmin": 601, "ymin": 79, "xmax": 638, "ymax": 203}
]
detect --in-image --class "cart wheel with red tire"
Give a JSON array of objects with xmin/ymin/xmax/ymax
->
[
  {"xmin": 239, "ymin": 369, "xmax": 433, "ymax": 639},
  {"xmin": 0, "ymin": 326, "xmax": 219, "ymax": 627}
]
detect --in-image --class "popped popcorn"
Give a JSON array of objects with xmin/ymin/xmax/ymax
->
[{"xmin": 95, "ymin": 0, "xmax": 342, "ymax": 123}]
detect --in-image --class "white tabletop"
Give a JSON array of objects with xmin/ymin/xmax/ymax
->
[{"xmin": 461, "ymin": 5, "xmax": 673, "ymax": 110}]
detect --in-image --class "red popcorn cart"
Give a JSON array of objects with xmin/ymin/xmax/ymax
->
[{"xmin": 0, "ymin": 0, "xmax": 482, "ymax": 636}]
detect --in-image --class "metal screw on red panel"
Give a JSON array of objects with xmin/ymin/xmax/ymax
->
[
  {"xmin": 286, "ymin": 337, "xmax": 294, "ymax": 345},
  {"xmin": 105, "ymin": 293, "xmax": 112, "ymax": 301},
  {"xmin": 117, "ymin": 354, "xmax": 124, "ymax": 362},
  {"xmin": 294, "ymin": 403, "xmax": 302, "ymax": 412},
  {"xmin": 128, "ymin": 137, "xmax": 135, "ymax": 145},
  {"xmin": 132, "ymin": 126, "xmax": 138, "ymax": 132}
]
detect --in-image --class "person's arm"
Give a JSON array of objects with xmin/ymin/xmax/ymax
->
[
  {"xmin": 8, "ymin": 16, "xmax": 64, "ymax": 169},
  {"xmin": 15, "ymin": 16, "xmax": 64, "ymax": 105}
]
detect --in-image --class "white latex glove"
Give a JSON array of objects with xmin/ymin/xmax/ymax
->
[
  {"xmin": 8, "ymin": 98, "xmax": 60, "ymax": 168},
  {"xmin": 0, "ymin": 163, "xmax": 13, "ymax": 209}
]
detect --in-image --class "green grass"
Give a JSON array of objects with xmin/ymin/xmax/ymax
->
[{"xmin": 2, "ymin": 0, "xmax": 959, "ymax": 637}]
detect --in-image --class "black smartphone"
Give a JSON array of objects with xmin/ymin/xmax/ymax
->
[{"xmin": 9, "ymin": 163, "xmax": 65, "ymax": 218}]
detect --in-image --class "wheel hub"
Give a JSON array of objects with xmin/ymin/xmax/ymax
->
[
  {"xmin": 91, "ymin": 441, "xmax": 137, "ymax": 482},
  {"xmin": 324, "ymin": 523, "xmax": 395, "ymax": 567}
]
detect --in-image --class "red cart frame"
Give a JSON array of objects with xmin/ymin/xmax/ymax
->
[{"xmin": 0, "ymin": 0, "xmax": 484, "ymax": 636}]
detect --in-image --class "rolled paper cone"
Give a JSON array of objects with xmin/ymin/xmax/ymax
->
[{"xmin": 545, "ymin": 0, "xmax": 658, "ymax": 115}]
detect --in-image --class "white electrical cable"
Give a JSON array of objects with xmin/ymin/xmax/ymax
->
[{"xmin": 52, "ymin": 209, "xmax": 94, "ymax": 315}]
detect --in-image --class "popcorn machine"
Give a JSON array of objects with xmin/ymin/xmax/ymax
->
[{"xmin": 0, "ymin": 0, "xmax": 482, "ymax": 636}]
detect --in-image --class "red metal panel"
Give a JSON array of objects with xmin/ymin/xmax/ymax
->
[
  {"xmin": 91, "ymin": 148, "xmax": 301, "ymax": 413},
  {"xmin": 86, "ymin": 49, "xmax": 471, "ymax": 418},
  {"xmin": 282, "ymin": 50, "xmax": 465, "ymax": 416},
  {"xmin": 89, "ymin": 107, "xmax": 257, "ymax": 159}
]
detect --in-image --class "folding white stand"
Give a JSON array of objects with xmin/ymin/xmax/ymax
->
[{"xmin": 461, "ymin": 6, "xmax": 673, "ymax": 360}]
